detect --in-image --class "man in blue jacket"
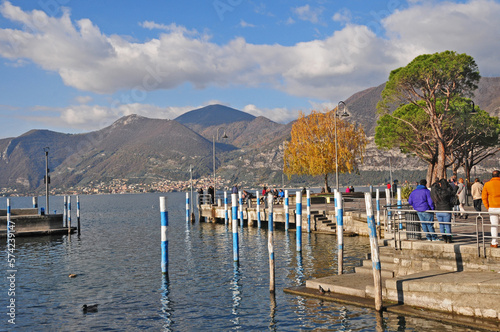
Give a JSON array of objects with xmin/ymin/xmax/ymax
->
[{"xmin": 408, "ymin": 179, "xmax": 439, "ymax": 241}]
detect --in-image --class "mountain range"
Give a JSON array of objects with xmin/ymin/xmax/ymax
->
[{"xmin": 1, "ymin": 77, "xmax": 499, "ymax": 193}]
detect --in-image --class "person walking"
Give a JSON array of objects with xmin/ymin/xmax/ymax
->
[
  {"xmin": 471, "ymin": 178, "xmax": 484, "ymax": 212},
  {"xmin": 482, "ymin": 170, "xmax": 500, "ymax": 248},
  {"xmin": 456, "ymin": 178, "xmax": 467, "ymax": 219},
  {"xmin": 431, "ymin": 178, "xmax": 456, "ymax": 243},
  {"xmin": 408, "ymin": 179, "xmax": 438, "ymax": 241}
]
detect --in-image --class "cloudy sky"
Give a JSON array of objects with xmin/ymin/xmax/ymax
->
[{"xmin": 0, "ymin": 0, "xmax": 499, "ymax": 138}]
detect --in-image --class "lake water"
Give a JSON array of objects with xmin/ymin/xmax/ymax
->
[{"xmin": 1, "ymin": 193, "xmax": 477, "ymax": 331}]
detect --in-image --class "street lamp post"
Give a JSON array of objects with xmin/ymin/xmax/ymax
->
[
  {"xmin": 335, "ymin": 101, "xmax": 350, "ymax": 191},
  {"xmin": 213, "ymin": 127, "xmax": 228, "ymax": 198}
]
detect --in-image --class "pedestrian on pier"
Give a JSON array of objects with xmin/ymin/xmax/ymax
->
[
  {"xmin": 408, "ymin": 179, "xmax": 438, "ymax": 241},
  {"xmin": 457, "ymin": 178, "xmax": 467, "ymax": 219},
  {"xmin": 471, "ymin": 178, "xmax": 484, "ymax": 212},
  {"xmin": 431, "ymin": 178, "xmax": 455, "ymax": 243},
  {"xmin": 482, "ymin": 170, "xmax": 500, "ymax": 248}
]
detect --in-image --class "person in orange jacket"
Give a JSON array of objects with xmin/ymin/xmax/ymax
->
[{"xmin": 482, "ymin": 170, "xmax": 500, "ymax": 248}]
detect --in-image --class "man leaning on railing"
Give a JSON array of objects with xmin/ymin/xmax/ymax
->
[{"xmin": 408, "ymin": 179, "xmax": 439, "ymax": 241}]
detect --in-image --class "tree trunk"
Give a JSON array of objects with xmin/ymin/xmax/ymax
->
[
  {"xmin": 435, "ymin": 140, "xmax": 447, "ymax": 181},
  {"xmin": 324, "ymin": 173, "xmax": 329, "ymax": 193}
]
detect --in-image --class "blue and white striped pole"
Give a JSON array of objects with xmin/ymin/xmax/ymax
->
[
  {"xmin": 335, "ymin": 191, "xmax": 344, "ymax": 275},
  {"xmin": 376, "ymin": 189, "xmax": 381, "ymax": 231},
  {"xmin": 7, "ymin": 198, "xmax": 11, "ymax": 239},
  {"xmin": 224, "ymin": 191, "xmax": 229, "ymax": 225},
  {"xmin": 385, "ymin": 188, "xmax": 392, "ymax": 232},
  {"xmin": 397, "ymin": 187, "xmax": 402, "ymax": 230},
  {"xmin": 256, "ymin": 191, "xmax": 261, "ymax": 228},
  {"xmin": 267, "ymin": 193, "xmax": 275, "ymax": 292},
  {"xmin": 284, "ymin": 190, "xmax": 289, "ymax": 231},
  {"xmin": 365, "ymin": 192, "xmax": 383, "ymax": 312},
  {"xmin": 296, "ymin": 191, "xmax": 302, "ymax": 252},
  {"xmin": 306, "ymin": 189, "xmax": 311, "ymax": 233},
  {"xmin": 67, "ymin": 196, "xmax": 71, "ymax": 234},
  {"xmin": 232, "ymin": 193, "xmax": 239, "ymax": 262},
  {"xmin": 333, "ymin": 189, "xmax": 338, "ymax": 211},
  {"xmin": 160, "ymin": 196, "xmax": 168, "ymax": 274},
  {"xmin": 63, "ymin": 196, "xmax": 67, "ymax": 227},
  {"xmin": 186, "ymin": 193, "xmax": 190, "ymax": 222},
  {"xmin": 76, "ymin": 195, "xmax": 81, "ymax": 235},
  {"xmin": 238, "ymin": 190, "xmax": 244, "ymax": 227},
  {"xmin": 32, "ymin": 196, "xmax": 38, "ymax": 209}
]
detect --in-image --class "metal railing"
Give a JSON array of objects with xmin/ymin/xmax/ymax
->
[{"xmin": 384, "ymin": 206, "xmax": 495, "ymax": 257}]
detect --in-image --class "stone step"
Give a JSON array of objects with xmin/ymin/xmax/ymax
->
[
  {"xmin": 354, "ymin": 266, "xmax": 395, "ymax": 278},
  {"xmin": 362, "ymin": 259, "xmax": 397, "ymax": 271}
]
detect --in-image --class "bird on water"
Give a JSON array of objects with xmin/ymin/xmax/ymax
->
[{"xmin": 82, "ymin": 304, "xmax": 99, "ymax": 313}]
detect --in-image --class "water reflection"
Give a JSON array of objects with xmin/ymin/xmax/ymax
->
[
  {"xmin": 339, "ymin": 306, "xmax": 352, "ymax": 332},
  {"xmin": 231, "ymin": 262, "xmax": 242, "ymax": 327},
  {"xmin": 160, "ymin": 275, "xmax": 173, "ymax": 331},
  {"xmin": 295, "ymin": 252, "xmax": 304, "ymax": 285},
  {"xmin": 269, "ymin": 293, "xmax": 277, "ymax": 332}
]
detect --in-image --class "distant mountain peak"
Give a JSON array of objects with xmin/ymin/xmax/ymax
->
[{"xmin": 175, "ymin": 104, "xmax": 255, "ymax": 127}]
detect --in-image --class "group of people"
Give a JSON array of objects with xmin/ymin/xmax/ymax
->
[{"xmin": 408, "ymin": 170, "xmax": 500, "ymax": 247}]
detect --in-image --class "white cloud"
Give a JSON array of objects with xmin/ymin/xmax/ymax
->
[
  {"xmin": 292, "ymin": 5, "xmax": 324, "ymax": 24},
  {"xmin": 75, "ymin": 96, "xmax": 93, "ymax": 104},
  {"xmin": 239, "ymin": 20, "xmax": 256, "ymax": 28},
  {"xmin": 242, "ymin": 104, "xmax": 299, "ymax": 123},
  {"xmin": 332, "ymin": 9, "xmax": 351, "ymax": 24},
  {"xmin": 0, "ymin": 0, "xmax": 499, "ymax": 108},
  {"xmin": 24, "ymin": 103, "xmax": 195, "ymax": 131}
]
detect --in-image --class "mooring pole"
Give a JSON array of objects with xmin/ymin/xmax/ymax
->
[
  {"xmin": 160, "ymin": 196, "xmax": 168, "ymax": 274},
  {"xmin": 365, "ymin": 192, "xmax": 383, "ymax": 312},
  {"xmin": 376, "ymin": 189, "xmax": 381, "ymax": 238},
  {"xmin": 63, "ymin": 195, "xmax": 67, "ymax": 227},
  {"xmin": 385, "ymin": 188, "xmax": 392, "ymax": 232},
  {"xmin": 76, "ymin": 195, "xmax": 81, "ymax": 236},
  {"xmin": 256, "ymin": 191, "xmax": 261, "ymax": 228},
  {"xmin": 296, "ymin": 191, "xmax": 302, "ymax": 252},
  {"xmin": 267, "ymin": 193, "xmax": 275, "ymax": 293},
  {"xmin": 306, "ymin": 189, "xmax": 311, "ymax": 233},
  {"xmin": 224, "ymin": 191, "xmax": 229, "ymax": 225},
  {"xmin": 7, "ymin": 198, "xmax": 11, "ymax": 238},
  {"xmin": 335, "ymin": 190, "xmax": 344, "ymax": 275},
  {"xmin": 185, "ymin": 193, "xmax": 190, "ymax": 223},
  {"xmin": 67, "ymin": 196, "xmax": 71, "ymax": 234},
  {"xmin": 238, "ymin": 190, "xmax": 243, "ymax": 227},
  {"xmin": 232, "ymin": 193, "xmax": 239, "ymax": 262},
  {"xmin": 284, "ymin": 190, "xmax": 289, "ymax": 231}
]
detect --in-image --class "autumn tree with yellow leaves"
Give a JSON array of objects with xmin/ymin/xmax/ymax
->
[{"xmin": 283, "ymin": 109, "xmax": 368, "ymax": 192}]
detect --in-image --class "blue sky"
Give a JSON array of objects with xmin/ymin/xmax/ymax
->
[{"xmin": 0, "ymin": 0, "xmax": 499, "ymax": 138}]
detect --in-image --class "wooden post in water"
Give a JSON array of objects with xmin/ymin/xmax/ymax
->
[
  {"xmin": 385, "ymin": 188, "xmax": 392, "ymax": 232},
  {"xmin": 67, "ymin": 196, "xmax": 71, "ymax": 234},
  {"xmin": 267, "ymin": 193, "xmax": 275, "ymax": 293},
  {"xmin": 376, "ymin": 189, "xmax": 381, "ymax": 238},
  {"xmin": 185, "ymin": 193, "xmax": 190, "ymax": 223},
  {"xmin": 231, "ymin": 193, "xmax": 239, "ymax": 262},
  {"xmin": 76, "ymin": 195, "xmax": 81, "ymax": 236},
  {"xmin": 365, "ymin": 192, "xmax": 383, "ymax": 312},
  {"xmin": 224, "ymin": 191, "xmax": 229, "ymax": 225},
  {"xmin": 63, "ymin": 196, "xmax": 67, "ymax": 227},
  {"xmin": 160, "ymin": 196, "xmax": 168, "ymax": 274},
  {"xmin": 335, "ymin": 190, "xmax": 344, "ymax": 275},
  {"xmin": 296, "ymin": 191, "xmax": 302, "ymax": 252},
  {"xmin": 284, "ymin": 190, "xmax": 289, "ymax": 231},
  {"xmin": 256, "ymin": 191, "xmax": 261, "ymax": 228},
  {"xmin": 306, "ymin": 189, "xmax": 311, "ymax": 233}
]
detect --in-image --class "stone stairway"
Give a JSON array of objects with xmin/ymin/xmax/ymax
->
[
  {"xmin": 313, "ymin": 213, "xmax": 336, "ymax": 232},
  {"xmin": 306, "ymin": 240, "xmax": 500, "ymax": 321}
]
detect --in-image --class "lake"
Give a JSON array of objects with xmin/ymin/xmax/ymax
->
[{"xmin": 0, "ymin": 193, "xmax": 477, "ymax": 331}]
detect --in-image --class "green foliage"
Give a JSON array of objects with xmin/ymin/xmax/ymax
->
[{"xmin": 401, "ymin": 183, "xmax": 414, "ymax": 200}]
